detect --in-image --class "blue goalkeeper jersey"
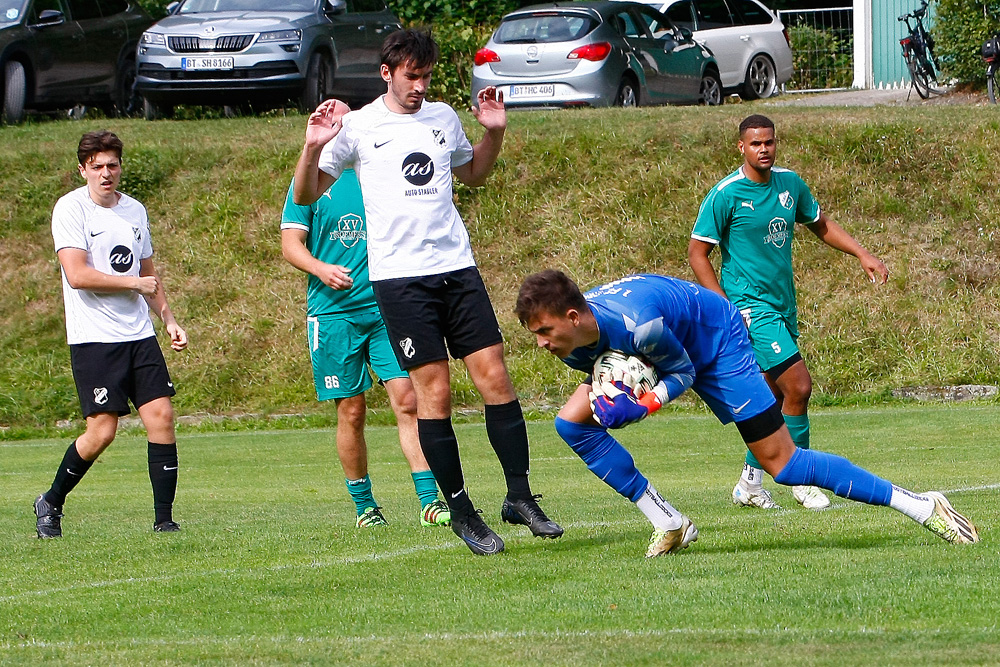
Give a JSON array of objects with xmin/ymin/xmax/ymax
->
[{"xmin": 563, "ymin": 274, "xmax": 745, "ymax": 403}]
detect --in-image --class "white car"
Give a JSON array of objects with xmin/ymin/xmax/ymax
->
[{"xmin": 612, "ymin": 0, "xmax": 792, "ymax": 98}]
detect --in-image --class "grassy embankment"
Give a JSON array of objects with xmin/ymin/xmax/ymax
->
[{"xmin": 2, "ymin": 105, "xmax": 1000, "ymax": 433}]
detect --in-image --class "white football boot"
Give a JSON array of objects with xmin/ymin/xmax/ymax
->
[
  {"xmin": 792, "ymin": 485, "xmax": 831, "ymax": 510},
  {"xmin": 732, "ymin": 483, "xmax": 781, "ymax": 509}
]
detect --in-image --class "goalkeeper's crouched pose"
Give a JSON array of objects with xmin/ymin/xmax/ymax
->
[{"xmin": 515, "ymin": 270, "xmax": 979, "ymax": 557}]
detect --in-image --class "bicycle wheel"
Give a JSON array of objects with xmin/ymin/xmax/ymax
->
[
  {"xmin": 906, "ymin": 54, "xmax": 932, "ymax": 99},
  {"xmin": 989, "ymin": 66, "xmax": 998, "ymax": 104}
]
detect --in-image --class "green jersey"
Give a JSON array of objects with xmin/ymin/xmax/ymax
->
[
  {"xmin": 691, "ymin": 165, "xmax": 819, "ymax": 318},
  {"xmin": 281, "ymin": 169, "xmax": 378, "ymax": 317}
]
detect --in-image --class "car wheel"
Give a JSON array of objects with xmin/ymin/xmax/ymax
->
[
  {"xmin": 700, "ymin": 71, "xmax": 722, "ymax": 106},
  {"xmin": 3, "ymin": 60, "xmax": 27, "ymax": 125},
  {"xmin": 300, "ymin": 52, "xmax": 331, "ymax": 112},
  {"xmin": 111, "ymin": 56, "xmax": 142, "ymax": 117},
  {"xmin": 741, "ymin": 54, "xmax": 777, "ymax": 100},
  {"xmin": 143, "ymin": 97, "xmax": 173, "ymax": 121},
  {"xmin": 615, "ymin": 76, "xmax": 638, "ymax": 108}
]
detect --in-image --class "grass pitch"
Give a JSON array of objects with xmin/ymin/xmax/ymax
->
[{"xmin": 2, "ymin": 404, "xmax": 998, "ymax": 665}]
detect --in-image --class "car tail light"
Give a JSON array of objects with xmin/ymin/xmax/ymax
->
[
  {"xmin": 475, "ymin": 48, "xmax": 500, "ymax": 66},
  {"xmin": 567, "ymin": 42, "xmax": 612, "ymax": 62},
  {"xmin": 782, "ymin": 28, "xmax": 790, "ymax": 48}
]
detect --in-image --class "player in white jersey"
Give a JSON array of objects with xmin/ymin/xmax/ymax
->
[
  {"xmin": 294, "ymin": 29, "xmax": 561, "ymax": 555},
  {"xmin": 34, "ymin": 131, "xmax": 187, "ymax": 538}
]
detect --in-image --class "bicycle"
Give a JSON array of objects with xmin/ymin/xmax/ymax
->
[
  {"xmin": 983, "ymin": 33, "xmax": 1000, "ymax": 104},
  {"xmin": 897, "ymin": 0, "xmax": 940, "ymax": 99}
]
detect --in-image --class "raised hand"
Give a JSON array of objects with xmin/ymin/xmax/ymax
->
[
  {"xmin": 471, "ymin": 86, "xmax": 506, "ymax": 132},
  {"xmin": 305, "ymin": 99, "xmax": 350, "ymax": 148}
]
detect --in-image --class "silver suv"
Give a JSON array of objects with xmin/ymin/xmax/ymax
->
[{"xmin": 135, "ymin": 0, "xmax": 400, "ymax": 119}]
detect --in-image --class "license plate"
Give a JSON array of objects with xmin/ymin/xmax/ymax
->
[
  {"xmin": 508, "ymin": 84, "xmax": 554, "ymax": 98},
  {"xmin": 181, "ymin": 56, "xmax": 235, "ymax": 71}
]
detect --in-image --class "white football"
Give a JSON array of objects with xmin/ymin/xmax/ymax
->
[{"xmin": 592, "ymin": 350, "xmax": 658, "ymax": 398}]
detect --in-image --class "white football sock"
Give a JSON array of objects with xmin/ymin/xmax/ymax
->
[
  {"xmin": 635, "ymin": 483, "xmax": 683, "ymax": 531},
  {"xmin": 889, "ymin": 485, "xmax": 935, "ymax": 523},
  {"xmin": 740, "ymin": 463, "xmax": 765, "ymax": 489}
]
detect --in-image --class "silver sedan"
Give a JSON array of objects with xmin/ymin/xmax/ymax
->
[{"xmin": 471, "ymin": 0, "xmax": 722, "ymax": 109}]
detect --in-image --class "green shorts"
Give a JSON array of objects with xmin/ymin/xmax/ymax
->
[
  {"xmin": 306, "ymin": 310, "xmax": 407, "ymax": 401},
  {"xmin": 739, "ymin": 306, "xmax": 800, "ymax": 374}
]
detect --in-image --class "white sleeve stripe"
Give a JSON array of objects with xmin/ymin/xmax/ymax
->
[
  {"xmin": 280, "ymin": 222, "xmax": 310, "ymax": 231},
  {"xmin": 690, "ymin": 234, "xmax": 719, "ymax": 245}
]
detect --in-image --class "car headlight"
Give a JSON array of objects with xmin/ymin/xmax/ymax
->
[
  {"xmin": 257, "ymin": 29, "xmax": 301, "ymax": 43},
  {"xmin": 141, "ymin": 32, "xmax": 165, "ymax": 46}
]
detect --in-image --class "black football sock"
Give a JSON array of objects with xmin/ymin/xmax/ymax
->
[
  {"xmin": 44, "ymin": 441, "xmax": 94, "ymax": 507},
  {"xmin": 417, "ymin": 418, "xmax": 475, "ymax": 514},
  {"xmin": 148, "ymin": 442, "xmax": 178, "ymax": 524},
  {"xmin": 485, "ymin": 400, "xmax": 533, "ymax": 501}
]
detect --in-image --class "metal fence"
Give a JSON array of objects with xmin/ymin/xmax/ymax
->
[{"xmin": 778, "ymin": 6, "xmax": 854, "ymax": 92}]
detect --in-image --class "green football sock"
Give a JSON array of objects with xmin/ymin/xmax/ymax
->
[
  {"xmin": 346, "ymin": 475, "xmax": 377, "ymax": 516},
  {"xmin": 745, "ymin": 450, "xmax": 763, "ymax": 469},
  {"xmin": 784, "ymin": 413, "xmax": 810, "ymax": 450},
  {"xmin": 411, "ymin": 470, "xmax": 439, "ymax": 508}
]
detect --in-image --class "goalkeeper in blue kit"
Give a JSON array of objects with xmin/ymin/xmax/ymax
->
[{"xmin": 515, "ymin": 270, "xmax": 978, "ymax": 557}]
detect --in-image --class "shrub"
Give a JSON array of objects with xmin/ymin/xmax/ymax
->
[
  {"xmin": 786, "ymin": 24, "xmax": 853, "ymax": 90},
  {"xmin": 933, "ymin": 0, "xmax": 1000, "ymax": 85}
]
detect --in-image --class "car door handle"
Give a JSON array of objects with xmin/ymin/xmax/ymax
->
[
  {"xmin": 740, "ymin": 35, "xmax": 750, "ymax": 41},
  {"xmin": 375, "ymin": 24, "xmax": 392, "ymax": 34},
  {"xmin": 357, "ymin": 25, "xmax": 365, "ymax": 31}
]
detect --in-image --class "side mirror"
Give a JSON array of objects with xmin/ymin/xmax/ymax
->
[
  {"xmin": 166, "ymin": 2, "xmax": 179, "ymax": 14},
  {"xmin": 326, "ymin": 0, "xmax": 347, "ymax": 15},
  {"xmin": 678, "ymin": 26, "xmax": 693, "ymax": 42},
  {"xmin": 34, "ymin": 9, "xmax": 65, "ymax": 26}
]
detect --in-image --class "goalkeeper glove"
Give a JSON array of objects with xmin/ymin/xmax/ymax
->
[{"xmin": 590, "ymin": 377, "xmax": 663, "ymax": 429}]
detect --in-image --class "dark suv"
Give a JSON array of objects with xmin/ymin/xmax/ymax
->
[
  {"xmin": 1, "ymin": 0, "xmax": 153, "ymax": 123},
  {"xmin": 135, "ymin": 0, "xmax": 400, "ymax": 118}
]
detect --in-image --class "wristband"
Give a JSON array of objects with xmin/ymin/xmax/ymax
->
[{"xmin": 638, "ymin": 392, "xmax": 662, "ymax": 414}]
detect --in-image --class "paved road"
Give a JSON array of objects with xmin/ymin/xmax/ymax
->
[{"xmin": 764, "ymin": 85, "xmax": 986, "ymax": 107}]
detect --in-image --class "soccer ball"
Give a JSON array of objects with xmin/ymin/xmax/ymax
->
[{"xmin": 593, "ymin": 350, "xmax": 658, "ymax": 398}]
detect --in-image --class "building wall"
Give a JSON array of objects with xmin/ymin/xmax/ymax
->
[{"xmin": 855, "ymin": 0, "xmax": 934, "ymax": 87}]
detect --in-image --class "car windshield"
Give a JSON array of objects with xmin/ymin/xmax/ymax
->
[
  {"xmin": 0, "ymin": 0, "xmax": 26, "ymax": 23},
  {"xmin": 494, "ymin": 13, "xmax": 598, "ymax": 44},
  {"xmin": 179, "ymin": 0, "xmax": 315, "ymax": 13}
]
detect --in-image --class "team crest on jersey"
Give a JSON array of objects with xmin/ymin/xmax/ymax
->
[
  {"xmin": 778, "ymin": 190, "xmax": 794, "ymax": 210},
  {"xmin": 133, "ymin": 227, "xmax": 142, "ymax": 242},
  {"xmin": 431, "ymin": 128, "xmax": 447, "ymax": 147},
  {"xmin": 332, "ymin": 213, "xmax": 365, "ymax": 248},
  {"xmin": 764, "ymin": 217, "xmax": 790, "ymax": 248}
]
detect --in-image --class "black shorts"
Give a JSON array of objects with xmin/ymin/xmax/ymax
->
[
  {"xmin": 372, "ymin": 267, "xmax": 503, "ymax": 370},
  {"xmin": 70, "ymin": 336, "xmax": 176, "ymax": 418}
]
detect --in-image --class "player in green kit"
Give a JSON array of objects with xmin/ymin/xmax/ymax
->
[
  {"xmin": 689, "ymin": 114, "xmax": 888, "ymax": 511},
  {"xmin": 281, "ymin": 169, "xmax": 450, "ymax": 528}
]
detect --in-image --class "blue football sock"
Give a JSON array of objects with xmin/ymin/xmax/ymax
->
[
  {"xmin": 774, "ymin": 447, "xmax": 892, "ymax": 506},
  {"xmin": 554, "ymin": 417, "xmax": 648, "ymax": 501}
]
